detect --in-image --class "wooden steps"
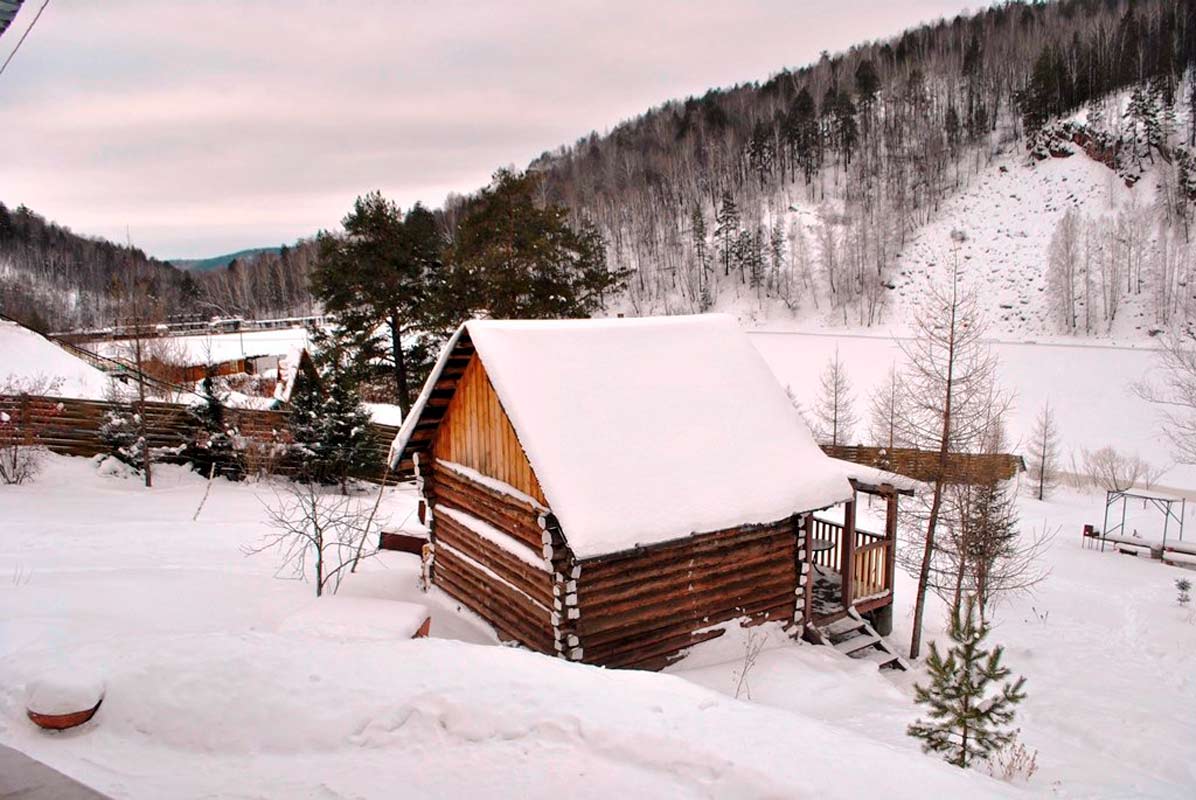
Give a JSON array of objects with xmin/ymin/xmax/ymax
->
[{"xmin": 811, "ymin": 608, "xmax": 909, "ymax": 672}]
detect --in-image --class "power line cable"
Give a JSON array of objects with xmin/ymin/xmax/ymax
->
[{"xmin": 0, "ymin": 0, "xmax": 50, "ymax": 80}]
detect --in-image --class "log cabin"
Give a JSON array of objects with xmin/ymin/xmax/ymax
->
[{"xmin": 387, "ymin": 314, "xmax": 914, "ymax": 670}]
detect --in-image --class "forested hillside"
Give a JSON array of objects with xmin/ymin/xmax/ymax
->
[
  {"xmin": 0, "ymin": 202, "xmax": 317, "ymax": 331},
  {"xmin": 3, "ymin": 0, "xmax": 1194, "ymax": 335},
  {"xmin": 516, "ymin": 0, "xmax": 1196, "ymax": 323}
]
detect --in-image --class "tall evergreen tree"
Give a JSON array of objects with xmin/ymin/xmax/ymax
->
[
  {"xmin": 447, "ymin": 169, "xmax": 625, "ymax": 320},
  {"xmin": 714, "ymin": 191, "xmax": 741, "ymax": 277},
  {"xmin": 311, "ymin": 193, "xmax": 446, "ymax": 416},
  {"xmin": 907, "ymin": 596, "xmax": 1027, "ymax": 769},
  {"xmin": 288, "ymin": 324, "xmax": 376, "ymax": 493}
]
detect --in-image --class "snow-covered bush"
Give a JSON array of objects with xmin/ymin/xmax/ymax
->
[
  {"xmin": 99, "ymin": 390, "xmax": 145, "ymax": 475},
  {"xmin": 183, "ymin": 375, "xmax": 244, "ymax": 481},
  {"xmin": 1177, "ymin": 578, "xmax": 1192, "ymax": 608}
]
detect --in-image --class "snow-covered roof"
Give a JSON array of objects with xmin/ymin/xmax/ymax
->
[
  {"xmin": 828, "ymin": 459, "xmax": 922, "ymax": 495},
  {"xmin": 392, "ymin": 314, "xmax": 855, "ymax": 559}
]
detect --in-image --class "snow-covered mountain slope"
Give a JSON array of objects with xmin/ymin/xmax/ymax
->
[
  {"xmin": 889, "ymin": 148, "xmax": 1155, "ymax": 340},
  {"xmin": 0, "ymin": 319, "xmax": 110, "ymax": 398}
]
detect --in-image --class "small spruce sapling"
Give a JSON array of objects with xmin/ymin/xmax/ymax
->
[
  {"xmin": 99, "ymin": 382, "xmax": 145, "ymax": 474},
  {"xmin": 907, "ymin": 596, "xmax": 1027, "ymax": 769},
  {"xmin": 1177, "ymin": 578, "xmax": 1192, "ymax": 608},
  {"xmin": 288, "ymin": 324, "xmax": 375, "ymax": 493},
  {"xmin": 184, "ymin": 375, "xmax": 244, "ymax": 481}
]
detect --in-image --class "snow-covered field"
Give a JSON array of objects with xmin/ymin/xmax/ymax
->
[
  {"xmin": 0, "ymin": 454, "xmax": 1193, "ymax": 798},
  {"xmin": 91, "ymin": 327, "xmax": 314, "ymax": 365},
  {"xmin": 750, "ymin": 330, "xmax": 1196, "ymax": 492}
]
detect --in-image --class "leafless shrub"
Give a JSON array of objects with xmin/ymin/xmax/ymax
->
[
  {"xmin": 732, "ymin": 626, "xmax": 769, "ymax": 701},
  {"xmin": 241, "ymin": 429, "xmax": 293, "ymax": 482},
  {"xmin": 1081, "ymin": 447, "xmax": 1154, "ymax": 492},
  {"xmin": 983, "ymin": 735, "xmax": 1039, "ymax": 783},
  {"xmin": 0, "ymin": 375, "xmax": 64, "ymax": 485},
  {"xmin": 246, "ymin": 481, "xmax": 380, "ymax": 597}
]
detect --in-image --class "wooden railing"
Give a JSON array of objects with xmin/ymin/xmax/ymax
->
[
  {"xmin": 809, "ymin": 516, "xmax": 845, "ymax": 573},
  {"xmin": 808, "ymin": 516, "xmax": 893, "ymax": 605},
  {"xmin": 850, "ymin": 531, "xmax": 890, "ymax": 602}
]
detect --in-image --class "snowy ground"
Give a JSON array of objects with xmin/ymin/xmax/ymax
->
[
  {"xmin": 0, "ymin": 454, "xmax": 1193, "ymax": 798},
  {"xmin": 751, "ymin": 329, "xmax": 1196, "ymax": 494},
  {"xmin": 1, "ymin": 320, "xmax": 110, "ymax": 399},
  {"xmin": 90, "ymin": 327, "xmax": 314, "ymax": 365}
]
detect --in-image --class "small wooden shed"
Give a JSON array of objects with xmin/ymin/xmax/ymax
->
[{"xmin": 388, "ymin": 315, "xmax": 910, "ymax": 670}]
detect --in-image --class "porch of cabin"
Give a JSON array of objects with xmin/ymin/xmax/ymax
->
[{"xmin": 801, "ymin": 482, "xmax": 902, "ymax": 634}]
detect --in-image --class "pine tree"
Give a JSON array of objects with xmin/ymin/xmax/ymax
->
[
  {"xmin": 690, "ymin": 206, "xmax": 712, "ymax": 309},
  {"xmin": 1026, "ymin": 401, "xmax": 1060, "ymax": 501},
  {"xmin": 447, "ymin": 168, "xmax": 626, "ymax": 324},
  {"xmin": 311, "ymin": 194, "xmax": 446, "ymax": 416},
  {"xmin": 714, "ymin": 191, "xmax": 741, "ymax": 277},
  {"xmin": 288, "ymin": 325, "xmax": 376, "ymax": 493},
  {"xmin": 908, "ymin": 596, "xmax": 1027, "ymax": 769},
  {"xmin": 184, "ymin": 374, "xmax": 244, "ymax": 481}
]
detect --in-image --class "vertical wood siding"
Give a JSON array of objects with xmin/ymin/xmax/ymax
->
[{"xmin": 432, "ymin": 355, "xmax": 547, "ymax": 505}]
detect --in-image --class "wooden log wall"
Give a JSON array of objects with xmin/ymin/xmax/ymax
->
[
  {"xmin": 422, "ymin": 459, "xmax": 558, "ymax": 656},
  {"xmin": 433, "ymin": 354, "xmax": 547, "ymax": 505},
  {"xmin": 0, "ymin": 394, "xmax": 399, "ymax": 484},
  {"xmin": 821, "ymin": 444, "xmax": 1023, "ymax": 485},
  {"xmin": 571, "ymin": 518, "xmax": 800, "ymax": 671}
]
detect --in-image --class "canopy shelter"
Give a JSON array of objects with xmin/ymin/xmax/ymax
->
[{"xmin": 1100, "ymin": 489, "xmax": 1187, "ymax": 552}]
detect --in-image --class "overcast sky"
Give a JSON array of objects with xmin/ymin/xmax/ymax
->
[{"xmin": 0, "ymin": 1, "xmax": 979, "ymax": 258}]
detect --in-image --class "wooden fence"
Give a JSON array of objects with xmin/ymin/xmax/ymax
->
[
  {"xmin": 820, "ymin": 444, "xmax": 1024, "ymax": 486},
  {"xmin": 0, "ymin": 394, "xmax": 399, "ymax": 484}
]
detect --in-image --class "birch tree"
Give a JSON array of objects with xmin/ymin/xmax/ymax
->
[{"xmin": 1047, "ymin": 209, "xmax": 1082, "ymax": 334}]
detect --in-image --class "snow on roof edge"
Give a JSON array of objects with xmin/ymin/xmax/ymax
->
[{"xmin": 388, "ymin": 323, "xmax": 466, "ymax": 468}]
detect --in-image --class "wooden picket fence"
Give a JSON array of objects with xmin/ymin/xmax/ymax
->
[{"xmin": 0, "ymin": 394, "xmax": 400, "ymax": 484}]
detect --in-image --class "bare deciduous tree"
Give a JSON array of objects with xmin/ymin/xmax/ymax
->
[
  {"xmin": 934, "ymin": 419, "xmax": 1053, "ymax": 621},
  {"xmin": 0, "ymin": 375, "xmax": 64, "ymax": 485},
  {"xmin": 898, "ymin": 256, "xmax": 1010, "ymax": 658},
  {"xmin": 868, "ymin": 363, "xmax": 906, "ymax": 450},
  {"xmin": 247, "ymin": 482, "xmax": 381, "ymax": 597},
  {"xmin": 1134, "ymin": 333, "xmax": 1196, "ymax": 463},
  {"xmin": 1081, "ymin": 446, "xmax": 1153, "ymax": 493},
  {"xmin": 813, "ymin": 346, "xmax": 858, "ymax": 446},
  {"xmin": 1047, "ymin": 208, "xmax": 1082, "ymax": 333},
  {"xmin": 1026, "ymin": 401, "xmax": 1060, "ymax": 501}
]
